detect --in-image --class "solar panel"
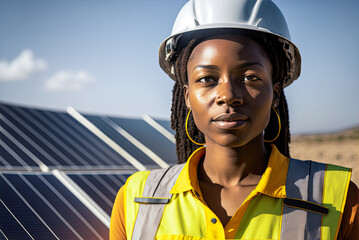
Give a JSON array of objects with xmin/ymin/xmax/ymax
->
[
  {"xmin": 0, "ymin": 103, "xmax": 142, "ymax": 169},
  {"xmin": 0, "ymin": 130, "xmax": 39, "ymax": 168},
  {"xmin": 67, "ymin": 172, "xmax": 130, "ymax": 216},
  {"xmin": 0, "ymin": 197, "xmax": 40, "ymax": 240},
  {"xmin": 0, "ymin": 102, "xmax": 176, "ymax": 239},
  {"xmin": 153, "ymin": 118, "xmax": 175, "ymax": 135},
  {"xmin": 44, "ymin": 111, "xmax": 126, "ymax": 167},
  {"xmin": 1, "ymin": 104, "xmax": 90, "ymax": 167},
  {"xmin": 0, "ymin": 172, "xmax": 110, "ymax": 240},
  {"xmin": 108, "ymin": 117, "xmax": 177, "ymax": 164},
  {"xmin": 84, "ymin": 114, "xmax": 160, "ymax": 168}
]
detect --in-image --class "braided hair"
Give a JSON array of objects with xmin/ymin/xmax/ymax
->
[{"xmin": 170, "ymin": 31, "xmax": 291, "ymax": 163}]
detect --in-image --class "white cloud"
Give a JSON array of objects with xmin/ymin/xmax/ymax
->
[
  {"xmin": 0, "ymin": 49, "xmax": 48, "ymax": 81},
  {"xmin": 45, "ymin": 70, "xmax": 95, "ymax": 91}
]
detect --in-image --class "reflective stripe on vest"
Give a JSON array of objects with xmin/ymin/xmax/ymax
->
[
  {"xmin": 281, "ymin": 159, "xmax": 326, "ymax": 240},
  {"xmin": 131, "ymin": 164, "xmax": 185, "ymax": 240},
  {"xmin": 126, "ymin": 159, "xmax": 351, "ymax": 240},
  {"xmin": 282, "ymin": 160, "xmax": 351, "ymax": 240}
]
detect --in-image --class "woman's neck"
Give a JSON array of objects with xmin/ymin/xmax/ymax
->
[{"xmin": 198, "ymin": 135, "xmax": 270, "ymax": 188}]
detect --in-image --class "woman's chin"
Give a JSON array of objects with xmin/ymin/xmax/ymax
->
[
  {"xmin": 205, "ymin": 130, "xmax": 265, "ymax": 148},
  {"xmin": 206, "ymin": 135, "xmax": 252, "ymax": 148}
]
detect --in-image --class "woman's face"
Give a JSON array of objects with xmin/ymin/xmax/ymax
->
[{"xmin": 185, "ymin": 34, "xmax": 280, "ymax": 147}]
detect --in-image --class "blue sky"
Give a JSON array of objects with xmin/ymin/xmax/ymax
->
[{"xmin": 1, "ymin": 0, "xmax": 358, "ymax": 134}]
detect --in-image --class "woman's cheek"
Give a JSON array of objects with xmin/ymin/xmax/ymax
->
[{"xmin": 189, "ymin": 88, "xmax": 212, "ymax": 108}]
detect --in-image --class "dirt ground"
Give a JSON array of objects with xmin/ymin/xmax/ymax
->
[{"xmin": 290, "ymin": 129, "xmax": 359, "ymax": 185}]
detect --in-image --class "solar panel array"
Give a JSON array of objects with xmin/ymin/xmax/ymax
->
[{"xmin": 0, "ymin": 102, "xmax": 176, "ymax": 239}]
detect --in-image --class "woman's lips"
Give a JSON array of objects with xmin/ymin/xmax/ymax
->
[
  {"xmin": 212, "ymin": 120, "xmax": 248, "ymax": 129},
  {"xmin": 212, "ymin": 113, "xmax": 248, "ymax": 129}
]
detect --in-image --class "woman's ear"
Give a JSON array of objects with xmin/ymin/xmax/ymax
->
[
  {"xmin": 183, "ymin": 84, "xmax": 191, "ymax": 109},
  {"xmin": 272, "ymin": 82, "xmax": 281, "ymax": 107}
]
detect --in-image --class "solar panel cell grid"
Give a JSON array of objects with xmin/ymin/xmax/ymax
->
[
  {"xmin": 19, "ymin": 107, "xmax": 96, "ymax": 167},
  {"xmin": 44, "ymin": 174, "xmax": 109, "ymax": 235},
  {"xmin": 0, "ymin": 152, "xmax": 13, "ymax": 168},
  {"xmin": 1, "ymin": 103, "xmax": 142, "ymax": 168},
  {"xmin": 44, "ymin": 111, "xmax": 125, "ymax": 167},
  {"xmin": 1, "ymin": 173, "xmax": 110, "ymax": 240},
  {"xmin": 113, "ymin": 174, "xmax": 131, "ymax": 184},
  {"xmin": 84, "ymin": 115, "xmax": 157, "ymax": 166},
  {"xmin": 5, "ymin": 173, "xmax": 85, "ymax": 239},
  {"xmin": 109, "ymin": 117, "xmax": 177, "ymax": 164},
  {"xmin": 68, "ymin": 174, "xmax": 114, "ymax": 215},
  {"xmin": 0, "ymin": 200, "xmax": 38, "ymax": 240},
  {"xmin": 27, "ymin": 108, "xmax": 105, "ymax": 166},
  {"xmin": 99, "ymin": 174, "xmax": 125, "ymax": 192},
  {"xmin": 30, "ymin": 175, "xmax": 105, "ymax": 240},
  {"xmin": 0, "ymin": 131, "xmax": 39, "ymax": 167},
  {"xmin": 55, "ymin": 112, "xmax": 132, "ymax": 167},
  {"xmin": 1, "ymin": 105, "xmax": 75, "ymax": 167},
  {"xmin": 85, "ymin": 175, "xmax": 117, "ymax": 201},
  {"xmin": 0, "ymin": 174, "xmax": 60, "ymax": 240}
]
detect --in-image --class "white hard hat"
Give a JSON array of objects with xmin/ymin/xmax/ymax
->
[{"xmin": 159, "ymin": 0, "xmax": 301, "ymax": 87}]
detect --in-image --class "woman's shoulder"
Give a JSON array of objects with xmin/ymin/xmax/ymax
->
[
  {"xmin": 124, "ymin": 170, "xmax": 151, "ymax": 189},
  {"xmin": 124, "ymin": 166, "xmax": 180, "ymax": 190},
  {"xmin": 128, "ymin": 170, "xmax": 151, "ymax": 180},
  {"xmin": 339, "ymin": 181, "xmax": 359, "ymax": 239},
  {"xmin": 345, "ymin": 181, "xmax": 358, "ymax": 216},
  {"xmin": 128, "ymin": 164, "xmax": 186, "ymax": 184}
]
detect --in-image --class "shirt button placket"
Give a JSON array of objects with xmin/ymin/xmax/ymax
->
[{"xmin": 207, "ymin": 215, "xmax": 224, "ymax": 239}]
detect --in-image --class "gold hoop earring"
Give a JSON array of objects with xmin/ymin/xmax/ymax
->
[
  {"xmin": 264, "ymin": 106, "xmax": 281, "ymax": 143},
  {"xmin": 185, "ymin": 109, "xmax": 205, "ymax": 146}
]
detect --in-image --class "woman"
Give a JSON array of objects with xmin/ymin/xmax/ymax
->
[{"xmin": 110, "ymin": 0, "xmax": 358, "ymax": 239}]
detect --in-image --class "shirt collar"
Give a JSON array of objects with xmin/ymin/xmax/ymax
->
[
  {"xmin": 170, "ymin": 146, "xmax": 205, "ymax": 194},
  {"xmin": 170, "ymin": 144, "xmax": 288, "ymax": 198}
]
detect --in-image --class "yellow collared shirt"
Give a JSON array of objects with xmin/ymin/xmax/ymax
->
[{"xmin": 168, "ymin": 145, "xmax": 288, "ymax": 239}]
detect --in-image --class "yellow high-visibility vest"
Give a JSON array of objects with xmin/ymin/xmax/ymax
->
[{"xmin": 124, "ymin": 145, "xmax": 351, "ymax": 240}]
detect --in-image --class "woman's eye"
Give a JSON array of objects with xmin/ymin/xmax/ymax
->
[
  {"xmin": 197, "ymin": 77, "xmax": 217, "ymax": 83},
  {"xmin": 243, "ymin": 75, "xmax": 261, "ymax": 82}
]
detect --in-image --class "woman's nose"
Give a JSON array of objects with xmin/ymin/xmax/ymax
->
[{"xmin": 215, "ymin": 79, "xmax": 243, "ymax": 106}]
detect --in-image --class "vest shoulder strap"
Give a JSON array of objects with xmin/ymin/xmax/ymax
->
[
  {"xmin": 281, "ymin": 158, "xmax": 351, "ymax": 240},
  {"xmin": 131, "ymin": 163, "xmax": 185, "ymax": 240}
]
